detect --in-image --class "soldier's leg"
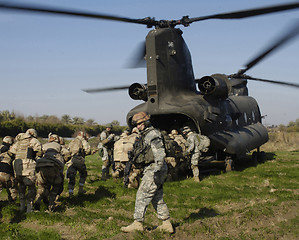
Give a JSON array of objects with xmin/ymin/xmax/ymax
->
[
  {"xmin": 16, "ymin": 176, "xmax": 26, "ymax": 212},
  {"xmin": 191, "ymin": 154, "xmax": 200, "ymax": 182},
  {"xmin": 78, "ymin": 164, "xmax": 87, "ymax": 194},
  {"xmin": 6, "ymin": 175, "xmax": 18, "ymax": 202},
  {"xmin": 24, "ymin": 176, "xmax": 37, "ymax": 213},
  {"xmin": 66, "ymin": 165, "xmax": 77, "ymax": 197},
  {"xmin": 112, "ymin": 162, "xmax": 121, "ymax": 178},
  {"xmin": 133, "ymin": 170, "xmax": 158, "ymax": 222},
  {"xmin": 101, "ymin": 160, "xmax": 110, "ymax": 180},
  {"xmin": 49, "ymin": 169, "xmax": 63, "ymax": 211},
  {"xmin": 35, "ymin": 170, "xmax": 46, "ymax": 210}
]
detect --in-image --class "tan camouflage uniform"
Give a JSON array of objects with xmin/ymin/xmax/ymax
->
[
  {"xmin": 0, "ymin": 137, "xmax": 18, "ymax": 202},
  {"xmin": 66, "ymin": 133, "xmax": 91, "ymax": 196},
  {"xmin": 35, "ymin": 134, "xmax": 71, "ymax": 211},
  {"xmin": 113, "ymin": 130, "xmax": 138, "ymax": 180},
  {"xmin": 10, "ymin": 129, "xmax": 42, "ymax": 212}
]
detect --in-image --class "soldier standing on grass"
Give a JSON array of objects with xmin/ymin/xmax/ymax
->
[
  {"xmin": 35, "ymin": 133, "xmax": 71, "ymax": 211},
  {"xmin": 66, "ymin": 131, "xmax": 91, "ymax": 197},
  {"xmin": 98, "ymin": 124, "xmax": 116, "ymax": 180},
  {"xmin": 10, "ymin": 128, "xmax": 43, "ymax": 212},
  {"xmin": 0, "ymin": 136, "xmax": 18, "ymax": 202},
  {"xmin": 121, "ymin": 112, "xmax": 174, "ymax": 233}
]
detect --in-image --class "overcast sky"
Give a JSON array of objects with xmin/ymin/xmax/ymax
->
[{"xmin": 1, "ymin": 0, "xmax": 298, "ymax": 126}]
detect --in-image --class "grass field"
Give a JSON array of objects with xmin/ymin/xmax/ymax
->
[{"xmin": 0, "ymin": 146, "xmax": 298, "ymax": 239}]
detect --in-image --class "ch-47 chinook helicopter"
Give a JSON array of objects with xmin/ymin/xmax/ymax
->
[{"xmin": 1, "ymin": 2, "xmax": 299, "ymax": 171}]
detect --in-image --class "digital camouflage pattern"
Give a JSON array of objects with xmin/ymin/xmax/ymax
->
[{"xmin": 133, "ymin": 126, "xmax": 170, "ymax": 222}]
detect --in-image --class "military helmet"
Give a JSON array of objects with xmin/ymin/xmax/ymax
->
[
  {"xmin": 26, "ymin": 128, "xmax": 37, "ymax": 138},
  {"xmin": 48, "ymin": 133, "xmax": 60, "ymax": 143},
  {"xmin": 171, "ymin": 129, "xmax": 178, "ymax": 135},
  {"xmin": 132, "ymin": 112, "xmax": 150, "ymax": 126},
  {"xmin": 2, "ymin": 136, "xmax": 14, "ymax": 145}
]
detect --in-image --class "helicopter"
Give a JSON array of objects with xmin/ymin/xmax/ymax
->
[{"xmin": 1, "ymin": 1, "xmax": 299, "ymax": 171}]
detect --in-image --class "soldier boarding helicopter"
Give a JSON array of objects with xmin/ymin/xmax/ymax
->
[{"xmin": 1, "ymin": 2, "xmax": 299, "ymax": 171}]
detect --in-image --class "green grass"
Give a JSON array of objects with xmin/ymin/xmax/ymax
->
[{"xmin": 1, "ymin": 151, "xmax": 298, "ymax": 239}]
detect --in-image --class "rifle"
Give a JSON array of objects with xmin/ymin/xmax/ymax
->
[{"xmin": 123, "ymin": 151, "xmax": 133, "ymax": 188}]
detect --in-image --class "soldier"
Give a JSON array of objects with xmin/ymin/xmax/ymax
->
[
  {"xmin": 0, "ymin": 136, "xmax": 18, "ymax": 202},
  {"xmin": 182, "ymin": 126, "xmax": 210, "ymax": 182},
  {"xmin": 123, "ymin": 127, "xmax": 141, "ymax": 188},
  {"xmin": 66, "ymin": 131, "xmax": 91, "ymax": 197},
  {"xmin": 169, "ymin": 129, "xmax": 189, "ymax": 179},
  {"xmin": 98, "ymin": 124, "xmax": 116, "ymax": 180},
  {"xmin": 35, "ymin": 133, "xmax": 70, "ymax": 211},
  {"xmin": 121, "ymin": 112, "xmax": 174, "ymax": 233},
  {"xmin": 112, "ymin": 129, "xmax": 130, "ymax": 179},
  {"xmin": 10, "ymin": 128, "xmax": 42, "ymax": 212},
  {"xmin": 161, "ymin": 131, "xmax": 182, "ymax": 181}
]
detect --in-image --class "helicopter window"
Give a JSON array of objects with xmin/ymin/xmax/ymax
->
[
  {"xmin": 252, "ymin": 111, "xmax": 255, "ymax": 122},
  {"xmin": 244, "ymin": 112, "xmax": 247, "ymax": 123}
]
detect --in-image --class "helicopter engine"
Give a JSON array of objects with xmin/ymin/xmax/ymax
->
[
  {"xmin": 198, "ymin": 74, "xmax": 231, "ymax": 99},
  {"xmin": 129, "ymin": 83, "xmax": 148, "ymax": 101}
]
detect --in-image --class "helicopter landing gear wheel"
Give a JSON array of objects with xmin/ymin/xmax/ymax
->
[{"xmin": 225, "ymin": 157, "xmax": 234, "ymax": 172}]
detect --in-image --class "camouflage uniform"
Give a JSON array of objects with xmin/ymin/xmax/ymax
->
[
  {"xmin": 35, "ymin": 134, "xmax": 70, "ymax": 211},
  {"xmin": 183, "ymin": 126, "xmax": 210, "ymax": 182},
  {"xmin": 113, "ymin": 130, "xmax": 138, "ymax": 179},
  {"xmin": 0, "ymin": 136, "xmax": 18, "ymax": 202},
  {"xmin": 99, "ymin": 127, "xmax": 116, "ymax": 180},
  {"xmin": 10, "ymin": 129, "xmax": 42, "ymax": 212},
  {"xmin": 121, "ymin": 112, "xmax": 173, "ymax": 233},
  {"xmin": 133, "ymin": 126, "xmax": 170, "ymax": 222},
  {"xmin": 66, "ymin": 133, "xmax": 91, "ymax": 196}
]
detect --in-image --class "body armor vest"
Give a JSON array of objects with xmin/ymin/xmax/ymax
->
[{"xmin": 132, "ymin": 129, "xmax": 154, "ymax": 166}]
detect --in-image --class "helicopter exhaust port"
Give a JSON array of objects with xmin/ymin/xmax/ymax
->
[
  {"xmin": 129, "ymin": 83, "xmax": 148, "ymax": 101},
  {"xmin": 197, "ymin": 74, "xmax": 231, "ymax": 99}
]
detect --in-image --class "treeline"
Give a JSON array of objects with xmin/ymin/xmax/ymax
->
[
  {"xmin": 0, "ymin": 110, "xmax": 126, "ymax": 138},
  {"xmin": 277, "ymin": 118, "xmax": 299, "ymax": 132}
]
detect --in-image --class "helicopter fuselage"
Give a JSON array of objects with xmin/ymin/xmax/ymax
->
[{"xmin": 127, "ymin": 27, "xmax": 268, "ymax": 158}]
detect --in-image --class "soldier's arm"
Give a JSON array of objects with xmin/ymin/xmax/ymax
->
[
  {"xmin": 31, "ymin": 138, "xmax": 43, "ymax": 157},
  {"xmin": 150, "ymin": 136, "xmax": 166, "ymax": 172},
  {"xmin": 61, "ymin": 145, "xmax": 71, "ymax": 162},
  {"xmin": 82, "ymin": 139, "xmax": 91, "ymax": 155},
  {"xmin": 186, "ymin": 136, "xmax": 195, "ymax": 153}
]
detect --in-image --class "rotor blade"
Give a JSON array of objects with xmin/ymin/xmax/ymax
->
[
  {"xmin": 82, "ymin": 85, "xmax": 130, "ymax": 93},
  {"xmin": 236, "ymin": 76, "xmax": 299, "ymax": 89},
  {"xmin": 187, "ymin": 2, "xmax": 299, "ymax": 24},
  {"xmin": 0, "ymin": 2, "xmax": 156, "ymax": 26},
  {"xmin": 125, "ymin": 41, "xmax": 146, "ymax": 68},
  {"xmin": 237, "ymin": 20, "xmax": 299, "ymax": 75}
]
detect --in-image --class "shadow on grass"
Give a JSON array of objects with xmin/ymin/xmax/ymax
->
[
  {"xmin": 9, "ymin": 209, "xmax": 27, "ymax": 223},
  {"xmin": 57, "ymin": 185, "xmax": 116, "ymax": 210}
]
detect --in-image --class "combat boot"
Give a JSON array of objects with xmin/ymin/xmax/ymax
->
[
  {"xmin": 121, "ymin": 220, "xmax": 143, "ymax": 232},
  {"xmin": 78, "ymin": 185, "xmax": 86, "ymax": 195},
  {"xmin": 157, "ymin": 219, "xmax": 174, "ymax": 233}
]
